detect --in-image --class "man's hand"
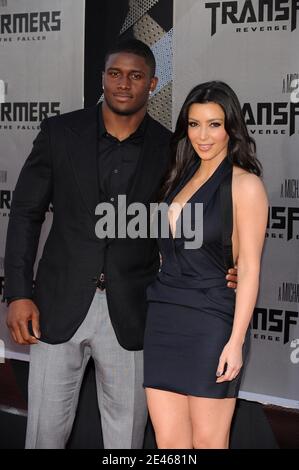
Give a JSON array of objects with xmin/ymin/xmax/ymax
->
[
  {"xmin": 226, "ymin": 266, "xmax": 238, "ymax": 289},
  {"xmin": 6, "ymin": 299, "xmax": 40, "ymax": 345}
]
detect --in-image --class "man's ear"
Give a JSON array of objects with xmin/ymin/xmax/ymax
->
[{"xmin": 150, "ymin": 76, "xmax": 158, "ymax": 93}]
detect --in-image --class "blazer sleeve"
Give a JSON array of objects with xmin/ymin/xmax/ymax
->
[{"xmin": 4, "ymin": 118, "xmax": 53, "ymax": 300}]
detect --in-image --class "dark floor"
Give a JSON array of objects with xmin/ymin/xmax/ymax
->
[
  {"xmin": 0, "ymin": 358, "xmax": 298, "ymax": 449},
  {"xmin": 264, "ymin": 406, "xmax": 299, "ymax": 449}
]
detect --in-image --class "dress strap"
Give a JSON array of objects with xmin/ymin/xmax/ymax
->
[{"xmin": 220, "ymin": 166, "xmax": 234, "ymax": 269}]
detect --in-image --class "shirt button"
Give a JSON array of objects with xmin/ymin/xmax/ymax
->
[{"xmin": 110, "ymin": 197, "xmax": 115, "ymax": 202}]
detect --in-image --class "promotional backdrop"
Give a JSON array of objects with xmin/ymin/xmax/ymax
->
[
  {"xmin": 173, "ymin": 0, "xmax": 299, "ymax": 408},
  {"xmin": 0, "ymin": 0, "xmax": 85, "ymax": 360}
]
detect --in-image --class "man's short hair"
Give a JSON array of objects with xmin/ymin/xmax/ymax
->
[{"xmin": 104, "ymin": 39, "xmax": 156, "ymax": 77}]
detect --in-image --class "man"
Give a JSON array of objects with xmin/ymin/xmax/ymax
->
[{"xmin": 4, "ymin": 39, "xmax": 237, "ymax": 449}]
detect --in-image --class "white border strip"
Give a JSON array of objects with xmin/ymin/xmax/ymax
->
[
  {"xmin": 239, "ymin": 391, "xmax": 299, "ymax": 410},
  {"xmin": 0, "ymin": 405, "xmax": 27, "ymax": 417},
  {"xmin": 4, "ymin": 350, "xmax": 30, "ymax": 362}
]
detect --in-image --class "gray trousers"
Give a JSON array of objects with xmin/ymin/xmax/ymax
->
[{"xmin": 25, "ymin": 290, "xmax": 147, "ymax": 449}]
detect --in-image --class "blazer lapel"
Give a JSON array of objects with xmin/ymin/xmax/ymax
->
[{"xmin": 65, "ymin": 106, "xmax": 99, "ymax": 217}]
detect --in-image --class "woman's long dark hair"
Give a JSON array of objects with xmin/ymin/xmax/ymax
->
[{"xmin": 160, "ymin": 81, "xmax": 262, "ymax": 200}]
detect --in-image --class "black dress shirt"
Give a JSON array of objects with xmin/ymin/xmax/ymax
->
[
  {"xmin": 95, "ymin": 105, "xmax": 148, "ymax": 285},
  {"xmin": 97, "ymin": 104, "xmax": 148, "ymax": 205}
]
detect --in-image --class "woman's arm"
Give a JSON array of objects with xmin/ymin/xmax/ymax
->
[{"xmin": 216, "ymin": 171, "xmax": 268, "ymax": 383}]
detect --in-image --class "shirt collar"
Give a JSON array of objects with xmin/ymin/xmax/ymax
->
[{"xmin": 98, "ymin": 103, "xmax": 148, "ymax": 142}]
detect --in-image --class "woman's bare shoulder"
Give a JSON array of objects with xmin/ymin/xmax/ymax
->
[{"xmin": 232, "ymin": 166, "xmax": 268, "ymax": 202}]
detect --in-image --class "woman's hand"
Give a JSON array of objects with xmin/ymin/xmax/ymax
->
[
  {"xmin": 226, "ymin": 266, "xmax": 238, "ymax": 289},
  {"xmin": 216, "ymin": 340, "xmax": 243, "ymax": 383}
]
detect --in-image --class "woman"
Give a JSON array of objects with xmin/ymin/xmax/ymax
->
[{"xmin": 143, "ymin": 81, "xmax": 268, "ymax": 449}]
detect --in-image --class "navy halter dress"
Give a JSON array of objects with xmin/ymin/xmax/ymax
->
[{"xmin": 143, "ymin": 157, "xmax": 250, "ymax": 398}]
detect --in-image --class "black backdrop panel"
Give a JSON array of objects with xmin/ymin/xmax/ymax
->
[{"xmin": 84, "ymin": 0, "xmax": 130, "ymax": 107}]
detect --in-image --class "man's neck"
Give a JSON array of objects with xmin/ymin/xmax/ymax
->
[{"xmin": 102, "ymin": 102, "xmax": 147, "ymax": 141}]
